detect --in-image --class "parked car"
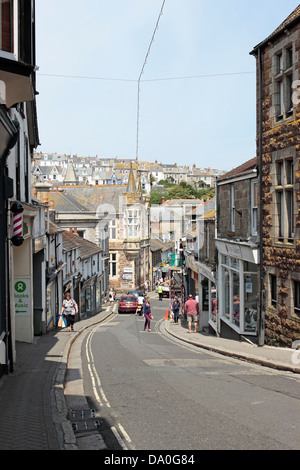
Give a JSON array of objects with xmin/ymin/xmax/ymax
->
[
  {"xmin": 127, "ymin": 290, "xmax": 144, "ymax": 298},
  {"xmin": 118, "ymin": 295, "xmax": 138, "ymax": 314}
]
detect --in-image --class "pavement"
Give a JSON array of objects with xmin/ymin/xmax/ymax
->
[{"xmin": 0, "ymin": 296, "xmax": 299, "ymax": 451}]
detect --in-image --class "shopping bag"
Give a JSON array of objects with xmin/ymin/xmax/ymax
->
[{"xmin": 58, "ymin": 315, "xmax": 63, "ymax": 327}]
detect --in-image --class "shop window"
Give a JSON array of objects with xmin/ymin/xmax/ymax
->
[
  {"xmin": 220, "ymin": 256, "xmax": 258, "ymax": 335},
  {"xmin": 244, "ymin": 262, "xmax": 258, "ymax": 333}
]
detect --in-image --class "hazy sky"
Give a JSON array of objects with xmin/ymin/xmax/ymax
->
[{"xmin": 35, "ymin": 1, "xmax": 299, "ymax": 171}]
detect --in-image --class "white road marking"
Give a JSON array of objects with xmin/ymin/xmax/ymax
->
[{"xmin": 85, "ymin": 320, "xmax": 135, "ymax": 450}]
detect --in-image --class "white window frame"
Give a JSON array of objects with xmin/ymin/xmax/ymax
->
[
  {"xmin": 126, "ymin": 209, "xmax": 139, "ymax": 239},
  {"xmin": 230, "ymin": 185, "xmax": 235, "ymax": 232},
  {"xmin": 275, "ymin": 157, "xmax": 295, "ymax": 243},
  {"xmin": 109, "ymin": 253, "xmax": 117, "ymax": 278},
  {"xmin": 0, "ymin": 0, "xmax": 19, "ymax": 61},
  {"xmin": 250, "ymin": 179, "xmax": 258, "ymax": 236},
  {"xmin": 109, "ymin": 219, "xmax": 116, "ymax": 239}
]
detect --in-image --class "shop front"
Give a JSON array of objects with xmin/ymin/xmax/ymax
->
[
  {"xmin": 81, "ymin": 274, "xmax": 102, "ymax": 318},
  {"xmin": 216, "ymin": 240, "xmax": 259, "ymax": 340}
]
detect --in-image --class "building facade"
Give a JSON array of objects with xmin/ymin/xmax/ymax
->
[
  {"xmin": 0, "ymin": 0, "xmax": 40, "ymax": 376},
  {"xmin": 215, "ymin": 158, "xmax": 260, "ymax": 341},
  {"xmin": 250, "ymin": 6, "xmax": 300, "ymax": 347}
]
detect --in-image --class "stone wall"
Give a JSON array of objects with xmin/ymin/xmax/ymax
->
[{"xmin": 255, "ymin": 25, "xmax": 300, "ymax": 347}]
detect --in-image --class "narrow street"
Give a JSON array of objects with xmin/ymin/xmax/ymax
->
[{"xmin": 77, "ymin": 296, "xmax": 300, "ymax": 450}]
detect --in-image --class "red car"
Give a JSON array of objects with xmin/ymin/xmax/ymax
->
[{"xmin": 118, "ymin": 295, "xmax": 138, "ymax": 314}]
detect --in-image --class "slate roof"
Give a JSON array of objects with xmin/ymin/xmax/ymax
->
[
  {"xmin": 217, "ymin": 157, "xmax": 258, "ymax": 181},
  {"xmin": 62, "ymin": 230, "xmax": 101, "ymax": 259},
  {"xmin": 251, "ymin": 5, "xmax": 300, "ymax": 52},
  {"xmin": 48, "ymin": 191, "xmax": 92, "ymax": 213}
]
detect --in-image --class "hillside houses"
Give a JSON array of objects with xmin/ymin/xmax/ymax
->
[{"xmin": 32, "ymin": 152, "xmax": 225, "ymax": 193}]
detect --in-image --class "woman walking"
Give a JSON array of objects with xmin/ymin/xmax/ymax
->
[
  {"xmin": 143, "ymin": 297, "xmax": 152, "ymax": 332},
  {"xmin": 108, "ymin": 289, "xmax": 115, "ymax": 306},
  {"xmin": 172, "ymin": 297, "xmax": 180, "ymax": 323},
  {"xmin": 61, "ymin": 293, "xmax": 78, "ymax": 331}
]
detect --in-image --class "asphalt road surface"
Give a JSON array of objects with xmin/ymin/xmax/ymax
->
[{"xmin": 80, "ymin": 296, "xmax": 300, "ymax": 450}]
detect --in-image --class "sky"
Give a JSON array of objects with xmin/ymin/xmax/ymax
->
[{"xmin": 35, "ymin": 0, "xmax": 300, "ymax": 171}]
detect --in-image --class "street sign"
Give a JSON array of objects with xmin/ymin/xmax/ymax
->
[{"xmin": 14, "ymin": 278, "xmax": 31, "ymax": 316}]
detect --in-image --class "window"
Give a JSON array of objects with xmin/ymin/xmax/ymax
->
[
  {"xmin": 274, "ymin": 46, "xmax": 294, "ymax": 121},
  {"xmin": 270, "ymin": 275, "xmax": 277, "ymax": 308},
  {"xmin": 0, "ymin": 0, "xmax": 13, "ymax": 53},
  {"xmin": 275, "ymin": 157, "xmax": 295, "ymax": 242},
  {"xmin": 230, "ymin": 185, "xmax": 235, "ymax": 232},
  {"xmin": 110, "ymin": 253, "xmax": 117, "ymax": 277},
  {"xmin": 127, "ymin": 209, "xmax": 139, "ymax": 238},
  {"xmin": 294, "ymin": 281, "xmax": 300, "ymax": 317},
  {"xmin": 251, "ymin": 180, "xmax": 258, "ymax": 236},
  {"xmin": 109, "ymin": 219, "xmax": 116, "ymax": 239}
]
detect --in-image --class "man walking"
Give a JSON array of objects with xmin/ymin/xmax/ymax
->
[
  {"xmin": 184, "ymin": 294, "xmax": 199, "ymax": 333},
  {"xmin": 157, "ymin": 284, "xmax": 163, "ymax": 301}
]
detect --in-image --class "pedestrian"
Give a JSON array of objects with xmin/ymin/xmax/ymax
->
[
  {"xmin": 233, "ymin": 294, "xmax": 240, "ymax": 326},
  {"xmin": 60, "ymin": 292, "xmax": 78, "ymax": 332},
  {"xmin": 184, "ymin": 294, "xmax": 199, "ymax": 333},
  {"xmin": 143, "ymin": 296, "xmax": 152, "ymax": 332},
  {"xmin": 108, "ymin": 289, "xmax": 115, "ymax": 306},
  {"xmin": 172, "ymin": 297, "xmax": 180, "ymax": 323},
  {"xmin": 157, "ymin": 285, "xmax": 163, "ymax": 301},
  {"xmin": 136, "ymin": 293, "xmax": 144, "ymax": 316}
]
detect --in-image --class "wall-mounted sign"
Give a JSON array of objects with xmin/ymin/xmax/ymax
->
[
  {"xmin": 122, "ymin": 274, "xmax": 132, "ymax": 280},
  {"xmin": 123, "ymin": 268, "xmax": 133, "ymax": 273},
  {"xmin": 14, "ymin": 279, "xmax": 31, "ymax": 316}
]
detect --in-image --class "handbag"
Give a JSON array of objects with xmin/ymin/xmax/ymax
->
[{"xmin": 149, "ymin": 314, "xmax": 153, "ymax": 320}]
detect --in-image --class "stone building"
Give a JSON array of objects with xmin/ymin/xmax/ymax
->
[
  {"xmin": 250, "ymin": 6, "xmax": 300, "ymax": 347},
  {"xmin": 108, "ymin": 168, "xmax": 151, "ymax": 293}
]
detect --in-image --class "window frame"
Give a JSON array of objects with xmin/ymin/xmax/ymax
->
[
  {"xmin": 274, "ymin": 156, "xmax": 295, "ymax": 244},
  {"xmin": 230, "ymin": 184, "xmax": 235, "ymax": 232},
  {"xmin": 250, "ymin": 179, "xmax": 258, "ymax": 236},
  {"xmin": 270, "ymin": 274, "xmax": 277, "ymax": 309},
  {"xmin": 274, "ymin": 45, "xmax": 294, "ymax": 122},
  {"xmin": 109, "ymin": 253, "xmax": 117, "ymax": 278},
  {"xmin": 294, "ymin": 280, "xmax": 300, "ymax": 317}
]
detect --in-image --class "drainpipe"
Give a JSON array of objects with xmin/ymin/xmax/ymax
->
[{"xmin": 258, "ymin": 47, "xmax": 265, "ymax": 346}]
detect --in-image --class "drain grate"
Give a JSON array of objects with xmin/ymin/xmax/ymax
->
[{"xmin": 70, "ymin": 409, "xmax": 102, "ymax": 433}]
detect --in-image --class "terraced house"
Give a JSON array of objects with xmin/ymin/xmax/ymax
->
[{"xmin": 250, "ymin": 5, "xmax": 300, "ymax": 347}]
